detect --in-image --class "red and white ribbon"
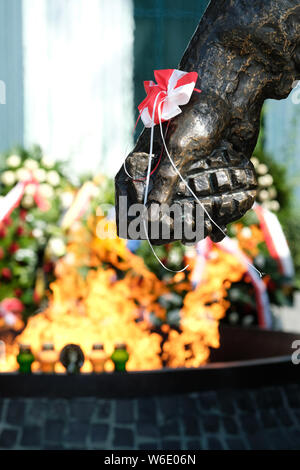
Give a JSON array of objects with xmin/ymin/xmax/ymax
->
[
  {"xmin": 191, "ymin": 237, "xmax": 213, "ymax": 287},
  {"xmin": 253, "ymin": 203, "xmax": 294, "ymax": 278},
  {"xmin": 61, "ymin": 182, "xmax": 97, "ymax": 229},
  {"xmin": 218, "ymin": 237, "xmax": 272, "ymax": 328},
  {"xmin": 138, "ymin": 69, "xmax": 199, "ymax": 127},
  {"xmin": 192, "ymin": 237, "xmax": 272, "ymax": 328},
  {"xmin": 123, "ymin": 69, "xmax": 202, "ymax": 272},
  {"xmin": 0, "ymin": 178, "xmax": 49, "ymax": 222}
]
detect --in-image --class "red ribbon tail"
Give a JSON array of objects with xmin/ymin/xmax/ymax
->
[{"xmin": 34, "ymin": 189, "xmax": 50, "ymax": 211}]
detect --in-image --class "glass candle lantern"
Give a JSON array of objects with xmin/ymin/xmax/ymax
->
[
  {"xmin": 111, "ymin": 343, "xmax": 129, "ymax": 372},
  {"xmin": 89, "ymin": 343, "xmax": 108, "ymax": 373},
  {"xmin": 16, "ymin": 344, "xmax": 35, "ymax": 374},
  {"xmin": 59, "ymin": 344, "xmax": 85, "ymax": 374},
  {"xmin": 38, "ymin": 343, "xmax": 59, "ymax": 373}
]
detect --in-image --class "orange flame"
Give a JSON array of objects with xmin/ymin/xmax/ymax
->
[{"xmin": 1, "ymin": 216, "xmax": 246, "ymax": 372}]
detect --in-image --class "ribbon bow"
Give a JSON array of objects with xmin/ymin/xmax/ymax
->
[{"xmin": 138, "ymin": 69, "xmax": 200, "ymax": 128}]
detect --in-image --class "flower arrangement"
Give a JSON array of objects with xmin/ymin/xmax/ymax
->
[
  {"xmin": 0, "ymin": 146, "xmax": 75, "ymax": 327},
  {"xmin": 2, "ymin": 210, "xmax": 245, "ymax": 372}
]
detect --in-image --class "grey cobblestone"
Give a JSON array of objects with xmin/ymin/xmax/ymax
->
[
  {"xmin": 248, "ymin": 431, "xmax": 272, "ymax": 450},
  {"xmin": 137, "ymin": 422, "xmax": 159, "ymax": 439},
  {"xmin": 96, "ymin": 400, "xmax": 112, "ymax": 421},
  {"xmin": 44, "ymin": 419, "xmax": 64, "ymax": 443},
  {"xmin": 276, "ymin": 407, "xmax": 295, "ymax": 427},
  {"xmin": 160, "ymin": 419, "xmax": 180, "ymax": 437},
  {"xmin": 43, "ymin": 443, "xmax": 64, "ymax": 450},
  {"xmin": 137, "ymin": 398, "xmax": 157, "ymax": 424},
  {"xmin": 285, "ymin": 384, "xmax": 300, "ymax": 408},
  {"xmin": 217, "ymin": 391, "xmax": 235, "ymax": 415},
  {"xmin": 138, "ymin": 442, "xmax": 159, "ymax": 450},
  {"xmin": 198, "ymin": 391, "xmax": 218, "ymax": 411},
  {"xmin": 26, "ymin": 399, "xmax": 48, "ymax": 426},
  {"xmin": 222, "ymin": 416, "xmax": 239, "ymax": 434},
  {"xmin": 20, "ymin": 425, "xmax": 42, "ymax": 448},
  {"xmin": 234, "ymin": 390, "xmax": 256, "ymax": 413},
  {"xmin": 202, "ymin": 414, "xmax": 220, "ymax": 433},
  {"xmin": 182, "ymin": 416, "xmax": 199, "ymax": 436},
  {"xmin": 113, "ymin": 427, "xmax": 134, "ymax": 448},
  {"xmin": 207, "ymin": 436, "xmax": 224, "ymax": 450},
  {"xmin": 115, "ymin": 399, "xmax": 135, "ymax": 424},
  {"xmin": 90, "ymin": 423, "xmax": 109, "ymax": 443},
  {"xmin": 0, "ymin": 428, "xmax": 19, "ymax": 448},
  {"xmin": 5, "ymin": 399, "xmax": 26, "ymax": 425},
  {"xmin": 180, "ymin": 397, "xmax": 198, "ymax": 417},
  {"xmin": 285, "ymin": 428, "xmax": 300, "ymax": 449},
  {"xmin": 239, "ymin": 413, "xmax": 261, "ymax": 434},
  {"xmin": 69, "ymin": 399, "xmax": 95, "ymax": 422},
  {"xmin": 186, "ymin": 439, "xmax": 201, "ymax": 450},
  {"xmin": 158, "ymin": 395, "xmax": 180, "ymax": 421},
  {"xmin": 0, "ymin": 384, "xmax": 300, "ymax": 449},
  {"xmin": 259, "ymin": 410, "xmax": 278, "ymax": 428},
  {"xmin": 266, "ymin": 429, "xmax": 294, "ymax": 450},
  {"xmin": 65, "ymin": 421, "xmax": 90, "ymax": 444},
  {"xmin": 254, "ymin": 387, "xmax": 284, "ymax": 409},
  {"xmin": 48, "ymin": 399, "xmax": 69, "ymax": 420},
  {"xmin": 161, "ymin": 439, "xmax": 182, "ymax": 450},
  {"xmin": 0, "ymin": 399, "xmax": 4, "ymax": 421},
  {"xmin": 226, "ymin": 437, "xmax": 246, "ymax": 450}
]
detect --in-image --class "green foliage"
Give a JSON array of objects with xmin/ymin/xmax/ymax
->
[
  {"xmin": 0, "ymin": 145, "xmax": 73, "ymax": 321},
  {"xmin": 280, "ymin": 211, "xmax": 300, "ymax": 290},
  {"xmin": 136, "ymin": 241, "xmax": 186, "ymax": 280},
  {"xmin": 252, "ymin": 146, "xmax": 292, "ymax": 220}
]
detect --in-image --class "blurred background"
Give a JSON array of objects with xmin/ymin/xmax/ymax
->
[{"xmin": 0, "ymin": 0, "xmax": 299, "ymax": 373}]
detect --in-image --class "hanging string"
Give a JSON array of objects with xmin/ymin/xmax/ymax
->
[
  {"xmin": 156, "ymin": 98, "xmax": 264, "ymax": 278},
  {"xmin": 141, "ymin": 92, "xmax": 189, "ymax": 273},
  {"xmin": 123, "ymin": 101, "xmax": 170, "ymax": 183},
  {"xmin": 122, "ymin": 90, "xmax": 263, "ymax": 278}
]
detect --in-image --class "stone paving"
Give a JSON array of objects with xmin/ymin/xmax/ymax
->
[{"xmin": 1, "ymin": 383, "xmax": 300, "ymax": 450}]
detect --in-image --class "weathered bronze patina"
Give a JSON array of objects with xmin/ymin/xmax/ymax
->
[{"xmin": 115, "ymin": 0, "xmax": 300, "ymax": 245}]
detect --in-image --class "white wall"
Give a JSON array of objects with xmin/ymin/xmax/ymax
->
[
  {"xmin": 265, "ymin": 88, "xmax": 300, "ymax": 200},
  {"xmin": 22, "ymin": 0, "xmax": 134, "ymax": 177},
  {"xmin": 0, "ymin": 0, "xmax": 23, "ymax": 152}
]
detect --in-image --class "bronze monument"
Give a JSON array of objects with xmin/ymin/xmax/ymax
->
[{"xmin": 115, "ymin": 0, "xmax": 300, "ymax": 245}]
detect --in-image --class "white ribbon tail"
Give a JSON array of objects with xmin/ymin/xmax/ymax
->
[
  {"xmin": 191, "ymin": 238, "xmax": 211, "ymax": 287},
  {"xmin": 142, "ymin": 92, "xmax": 189, "ymax": 273},
  {"xmin": 253, "ymin": 203, "xmax": 294, "ymax": 278},
  {"xmin": 0, "ymin": 182, "xmax": 25, "ymax": 222},
  {"xmin": 218, "ymin": 237, "xmax": 272, "ymax": 328}
]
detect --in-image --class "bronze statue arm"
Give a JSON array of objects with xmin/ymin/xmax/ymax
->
[{"xmin": 115, "ymin": 0, "xmax": 300, "ymax": 244}]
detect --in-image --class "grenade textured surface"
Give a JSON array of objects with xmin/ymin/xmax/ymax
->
[{"xmin": 115, "ymin": 0, "xmax": 300, "ymax": 244}]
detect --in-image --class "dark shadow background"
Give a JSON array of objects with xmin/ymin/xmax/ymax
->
[{"xmin": 133, "ymin": 0, "xmax": 210, "ymax": 121}]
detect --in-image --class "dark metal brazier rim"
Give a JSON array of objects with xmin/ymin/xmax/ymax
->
[{"xmin": 0, "ymin": 325, "xmax": 299, "ymax": 398}]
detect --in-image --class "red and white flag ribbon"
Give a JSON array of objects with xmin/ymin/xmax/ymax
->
[
  {"xmin": 218, "ymin": 237, "xmax": 272, "ymax": 328},
  {"xmin": 123, "ymin": 69, "xmax": 202, "ymax": 273},
  {"xmin": 138, "ymin": 69, "xmax": 200, "ymax": 127},
  {"xmin": 61, "ymin": 182, "xmax": 97, "ymax": 230},
  {"xmin": 253, "ymin": 203, "xmax": 294, "ymax": 278},
  {"xmin": 0, "ymin": 178, "xmax": 49, "ymax": 222},
  {"xmin": 191, "ymin": 237, "xmax": 213, "ymax": 287},
  {"xmin": 0, "ymin": 183, "xmax": 25, "ymax": 222},
  {"xmin": 192, "ymin": 237, "xmax": 272, "ymax": 328}
]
